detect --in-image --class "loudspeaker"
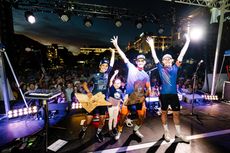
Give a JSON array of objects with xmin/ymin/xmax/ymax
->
[
  {"xmin": 222, "ymin": 81, "xmax": 230, "ymax": 100},
  {"xmin": 202, "ymin": 73, "xmax": 228, "ymax": 93}
]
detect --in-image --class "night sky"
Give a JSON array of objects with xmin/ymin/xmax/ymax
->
[{"xmin": 12, "ymin": 0, "xmax": 200, "ymax": 55}]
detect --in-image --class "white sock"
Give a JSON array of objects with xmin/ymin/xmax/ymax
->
[
  {"xmin": 163, "ymin": 124, "xmax": 169, "ymax": 132},
  {"xmin": 108, "ymin": 107, "xmax": 114, "ymax": 131},
  {"xmin": 108, "ymin": 118, "xmax": 113, "ymax": 131},
  {"xmin": 97, "ymin": 128, "xmax": 102, "ymax": 134},
  {"xmin": 175, "ymin": 125, "xmax": 181, "ymax": 135},
  {"xmin": 134, "ymin": 125, "xmax": 140, "ymax": 131}
]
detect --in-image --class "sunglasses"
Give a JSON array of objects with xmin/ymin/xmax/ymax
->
[
  {"xmin": 163, "ymin": 58, "xmax": 172, "ymax": 61},
  {"xmin": 137, "ymin": 59, "xmax": 145, "ymax": 62}
]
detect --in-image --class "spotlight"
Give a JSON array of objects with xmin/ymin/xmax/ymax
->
[
  {"xmin": 84, "ymin": 17, "xmax": 93, "ymax": 28},
  {"xmin": 189, "ymin": 26, "xmax": 204, "ymax": 41},
  {"xmin": 24, "ymin": 11, "xmax": 36, "ymax": 24},
  {"xmin": 60, "ymin": 13, "xmax": 70, "ymax": 22},
  {"xmin": 135, "ymin": 19, "xmax": 143, "ymax": 29},
  {"xmin": 158, "ymin": 28, "xmax": 164, "ymax": 34},
  {"xmin": 115, "ymin": 19, "xmax": 122, "ymax": 27},
  {"xmin": 158, "ymin": 25, "xmax": 164, "ymax": 34}
]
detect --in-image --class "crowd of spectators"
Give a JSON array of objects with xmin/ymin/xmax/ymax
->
[{"xmin": 9, "ymin": 56, "xmax": 204, "ymax": 106}]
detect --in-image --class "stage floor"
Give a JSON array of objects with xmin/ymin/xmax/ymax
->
[{"xmin": 0, "ymin": 101, "xmax": 230, "ymax": 153}]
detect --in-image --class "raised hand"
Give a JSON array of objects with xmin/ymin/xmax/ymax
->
[
  {"xmin": 111, "ymin": 36, "xmax": 118, "ymax": 46},
  {"xmin": 114, "ymin": 69, "xmax": 119, "ymax": 75},
  {"xmin": 146, "ymin": 36, "xmax": 155, "ymax": 47}
]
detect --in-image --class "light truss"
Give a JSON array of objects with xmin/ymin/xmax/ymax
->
[
  {"xmin": 164, "ymin": 0, "xmax": 229, "ymax": 8},
  {"xmin": 9, "ymin": 0, "xmax": 158, "ymax": 23}
]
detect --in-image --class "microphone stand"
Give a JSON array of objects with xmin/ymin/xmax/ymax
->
[
  {"xmin": 147, "ymin": 67, "xmax": 157, "ymax": 75},
  {"xmin": 190, "ymin": 62, "xmax": 203, "ymax": 125}
]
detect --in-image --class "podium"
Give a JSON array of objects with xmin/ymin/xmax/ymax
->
[{"xmin": 24, "ymin": 89, "xmax": 61, "ymax": 152}]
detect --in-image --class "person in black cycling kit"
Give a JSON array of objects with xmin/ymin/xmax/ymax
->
[{"xmin": 78, "ymin": 48, "xmax": 115, "ymax": 142}]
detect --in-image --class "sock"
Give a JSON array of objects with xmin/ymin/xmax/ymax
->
[
  {"xmin": 97, "ymin": 128, "xmax": 102, "ymax": 134},
  {"xmin": 163, "ymin": 124, "xmax": 169, "ymax": 132},
  {"xmin": 134, "ymin": 125, "xmax": 140, "ymax": 131},
  {"xmin": 175, "ymin": 125, "xmax": 181, "ymax": 135},
  {"xmin": 82, "ymin": 126, "xmax": 87, "ymax": 131},
  {"xmin": 108, "ymin": 118, "xmax": 113, "ymax": 131}
]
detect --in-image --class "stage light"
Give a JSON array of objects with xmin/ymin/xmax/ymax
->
[
  {"xmin": 24, "ymin": 108, "xmax": 28, "ymax": 115},
  {"xmin": 135, "ymin": 20, "xmax": 143, "ymax": 29},
  {"xmin": 24, "ymin": 11, "xmax": 36, "ymax": 24},
  {"xmin": 84, "ymin": 17, "xmax": 93, "ymax": 28},
  {"xmin": 71, "ymin": 102, "xmax": 82, "ymax": 109},
  {"xmin": 60, "ymin": 13, "xmax": 70, "ymax": 22},
  {"xmin": 189, "ymin": 26, "xmax": 204, "ymax": 41},
  {"xmin": 32, "ymin": 106, "xmax": 37, "ymax": 113},
  {"xmin": 19, "ymin": 112, "xmax": 23, "ymax": 116},
  {"xmin": 202, "ymin": 95, "xmax": 219, "ymax": 101},
  {"xmin": 28, "ymin": 107, "xmax": 32, "ymax": 114},
  {"xmin": 115, "ymin": 19, "xmax": 122, "ymax": 27},
  {"xmin": 7, "ymin": 106, "xmax": 38, "ymax": 119},
  {"xmin": 158, "ymin": 26, "xmax": 164, "ymax": 34},
  {"xmin": 158, "ymin": 28, "xmax": 164, "ymax": 34},
  {"xmin": 8, "ymin": 111, "xmax": 12, "ymax": 118},
  {"xmin": 13, "ymin": 110, "xmax": 18, "ymax": 117},
  {"xmin": 72, "ymin": 103, "xmax": 75, "ymax": 109},
  {"xmin": 18, "ymin": 109, "xmax": 23, "ymax": 116}
]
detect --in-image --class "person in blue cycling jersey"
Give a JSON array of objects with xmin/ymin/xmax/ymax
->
[{"xmin": 146, "ymin": 34, "xmax": 190, "ymax": 143}]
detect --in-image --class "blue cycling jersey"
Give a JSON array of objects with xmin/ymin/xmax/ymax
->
[{"xmin": 157, "ymin": 63, "xmax": 178, "ymax": 94}]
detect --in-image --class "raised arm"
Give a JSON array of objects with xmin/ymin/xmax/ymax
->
[
  {"xmin": 109, "ymin": 47, "xmax": 115, "ymax": 67},
  {"xmin": 146, "ymin": 36, "xmax": 159, "ymax": 64},
  {"xmin": 109, "ymin": 70, "xmax": 119, "ymax": 87},
  {"xmin": 177, "ymin": 33, "xmax": 190, "ymax": 62},
  {"xmin": 111, "ymin": 36, "xmax": 129, "ymax": 63}
]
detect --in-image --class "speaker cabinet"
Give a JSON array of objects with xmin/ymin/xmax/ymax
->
[{"xmin": 222, "ymin": 81, "xmax": 230, "ymax": 100}]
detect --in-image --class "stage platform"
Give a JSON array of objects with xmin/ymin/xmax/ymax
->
[
  {"xmin": 183, "ymin": 94, "xmax": 205, "ymax": 103},
  {"xmin": 0, "ymin": 101, "xmax": 230, "ymax": 153}
]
